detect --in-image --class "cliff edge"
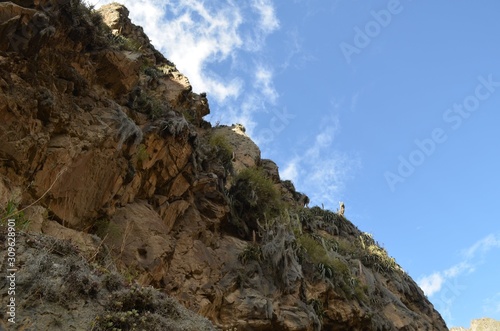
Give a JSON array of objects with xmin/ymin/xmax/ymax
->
[{"xmin": 0, "ymin": 1, "xmax": 448, "ymax": 330}]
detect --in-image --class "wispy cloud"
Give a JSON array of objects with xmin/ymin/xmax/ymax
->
[
  {"xmin": 280, "ymin": 112, "xmax": 360, "ymax": 209},
  {"xmin": 419, "ymin": 272, "xmax": 445, "ymax": 297},
  {"xmin": 281, "ymin": 158, "xmax": 299, "ymax": 183},
  {"xmin": 417, "ymin": 234, "xmax": 500, "ymax": 325},
  {"xmin": 305, "ymin": 117, "xmax": 339, "ymax": 159},
  {"xmin": 419, "ymin": 261, "xmax": 474, "ymax": 297},
  {"xmin": 95, "ymin": 0, "xmax": 280, "ymax": 119},
  {"xmin": 462, "ymin": 234, "xmax": 500, "ymax": 260},
  {"xmin": 483, "ymin": 292, "xmax": 500, "ymax": 316},
  {"xmin": 255, "ymin": 65, "xmax": 279, "ymax": 104},
  {"xmin": 418, "ymin": 233, "xmax": 500, "ymax": 297},
  {"xmin": 279, "ymin": 28, "xmax": 316, "ymax": 71},
  {"xmin": 251, "ymin": 0, "xmax": 280, "ymax": 33}
]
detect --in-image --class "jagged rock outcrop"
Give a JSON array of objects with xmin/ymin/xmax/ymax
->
[
  {"xmin": 213, "ymin": 123, "xmax": 261, "ymax": 174},
  {"xmin": 0, "ymin": 1, "xmax": 448, "ymax": 330}
]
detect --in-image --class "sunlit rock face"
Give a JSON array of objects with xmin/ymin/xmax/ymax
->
[{"xmin": 0, "ymin": 1, "xmax": 449, "ymax": 330}]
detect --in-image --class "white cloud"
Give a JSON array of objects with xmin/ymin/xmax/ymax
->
[
  {"xmin": 255, "ymin": 65, "xmax": 279, "ymax": 104},
  {"xmin": 95, "ymin": 0, "xmax": 279, "ymax": 108},
  {"xmin": 279, "ymin": 28, "xmax": 316, "ymax": 71},
  {"xmin": 443, "ymin": 261, "xmax": 474, "ymax": 278},
  {"xmin": 462, "ymin": 233, "xmax": 500, "ymax": 260},
  {"xmin": 304, "ymin": 115, "xmax": 339, "ymax": 158},
  {"xmin": 243, "ymin": 0, "xmax": 279, "ymax": 51},
  {"xmin": 419, "ymin": 272, "xmax": 444, "ymax": 297},
  {"xmin": 418, "ymin": 233, "xmax": 500, "ymax": 297},
  {"xmin": 281, "ymin": 159, "xmax": 299, "ymax": 183},
  {"xmin": 251, "ymin": 0, "xmax": 280, "ymax": 33},
  {"xmin": 280, "ymin": 113, "xmax": 359, "ymax": 209},
  {"xmin": 417, "ymin": 234, "xmax": 500, "ymax": 325}
]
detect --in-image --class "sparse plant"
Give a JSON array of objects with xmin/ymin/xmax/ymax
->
[
  {"xmin": 129, "ymin": 89, "xmax": 167, "ymax": 119},
  {"xmin": 238, "ymin": 244, "xmax": 262, "ymax": 265},
  {"xmin": 354, "ymin": 283, "xmax": 368, "ymax": 303},
  {"xmin": 308, "ymin": 298, "xmax": 325, "ymax": 323},
  {"xmin": 99, "ymin": 106, "xmax": 143, "ymax": 149},
  {"xmin": 144, "ymin": 66, "xmax": 163, "ymax": 79},
  {"xmin": 335, "ymin": 237, "xmax": 360, "ymax": 258},
  {"xmin": 209, "ymin": 134, "xmax": 233, "ymax": 172},
  {"xmin": 229, "ymin": 167, "xmax": 282, "ymax": 238},
  {"xmin": 298, "ymin": 206, "xmax": 339, "ymax": 235},
  {"xmin": 358, "ymin": 235, "xmax": 402, "ymax": 274},
  {"xmin": 94, "ymin": 284, "xmax": 216, "ymax": 331},
  {"xmin": 1, "ymin": 200, "xmax": 30, "ymax": 230},
  {"xmin": 317, "ymin": 263, "xmax": 335, "ymax": 280},
  {"xmin": 181, "ymin": 109, "xmax": 196, "ymax": 124},
  {"xmin": 134, "ymin": 144, "xmax": 149, "ymax": 167},
  {"xmin": 93, "ymin": 218, "xmax": 121, "ymax": 242},
  {"xmin": 112, "ymin": 34, "xmax": 142, "ymax": 51},
  {"xmin": 158, "ymin": 112, "xmax": 190, "ymax": 138},
  {"xmin": 298, "ymin": 234, "xmax": 332, "ymax": 267},
  {"xmin": 260, "ymin": 219, "xmax": 303, "ymax": 293}
]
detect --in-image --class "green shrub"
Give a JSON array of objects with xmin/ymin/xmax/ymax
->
[
  {"xmin": 308, "ymin": 298, "xmax": 325, "ymax": 322},
  {"xmin": 298, "ymin": 233, "xmax": 357, "ymax": 295},
  {"xmin": 336, "ymin": 237, "xmax": 360, "ymax": 258},
  {"xmin": 238, "ymin": 244, "xmax": 262, "ymax": 265},
  {"xmin": 112, "ymin": 35, "xmax": 142, "ymax": 51},
  {"xmin": 357, "ymin": 233, "xmax": 401, "ymax": 274},
  {"xmin": 94, "ymin": 285, "xmax": 216, "ymax": 331},
  {"xmin": 298, "ymin": 234, "xmax": 331, "ymax": 266},
  {"xmin": 182, "ymin": 109, "xmax": 196, "ymax": 124},
  {"xmin": 131, "ymin": 91, "xmax": 165, "ymax": 119},
  {"xmin": 229, "ymin": 167, "xmax": 281, "ymax": 237},
  {"xmin": 93, "ymin": 218, "xmax": 117, "ymax": 240},
  {"xmin": 209, "ymin": 134, "xmax": 233, "ymax": 172},
  {"xmin": 144, "ymin": 66, "xmax": 163, "ymax": 79},
  {"xmin": 1, "ymin": 201, "xmax": 29, "ymax": 230},
  {"xmin": 298, "ymin": 206, "xmax": 339, "ymax": 235}
]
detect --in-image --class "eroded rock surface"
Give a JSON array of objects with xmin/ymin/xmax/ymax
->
[{"xmin": 0, "ymin": 1, "xmax": 448, "ymax": 330}]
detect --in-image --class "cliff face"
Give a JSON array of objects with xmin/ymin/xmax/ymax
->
[{"xmin": 0, "ymin": 1, "xmax": 448, "ymax": 330}]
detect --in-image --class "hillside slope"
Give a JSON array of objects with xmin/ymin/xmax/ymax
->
[{"xmin": 0, "ymin": 1, "xmax": 448, "ymax": 330}]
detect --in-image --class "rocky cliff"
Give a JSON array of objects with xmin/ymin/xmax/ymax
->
[
  {"xmin": 0, "ymin": 1, "xmax": 449, "ymax": 330},
  {"xmin": 450, "ymin": 318, "xmax": 500, "ymax": 331}
]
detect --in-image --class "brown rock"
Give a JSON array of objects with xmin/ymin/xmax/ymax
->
[
  {"xmin": 0, "ymin": 3, "xmax": 449, "ymax": 330},
  {"xmin": 105, "ymin": 201, "xmax": 174, "ymax": 277},
  {"xmin": 94, "ymin": 49, "xmax": 140, "ymax": 96},
  {"xmin": 213, "ymin": 124, "xmax": 261, "ymax": 174},
  {"xmin": 160, "ymin": 199, "xmax": 190, "ymax": 233},
  {"xmin": 261, "ymin": 158, "xmax": 280, "ymax": 183},
  {"xmin": 24, "ymin": 205, "xmax": 101, "ymax": 260}
]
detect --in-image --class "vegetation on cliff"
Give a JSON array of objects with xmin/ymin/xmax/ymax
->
[{"xmin": 0, "ymin": 1, "xmax": 448, "ymax": 330}]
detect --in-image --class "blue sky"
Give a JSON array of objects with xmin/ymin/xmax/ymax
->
[{"xmin": 95, "ymin": 0, "xmax": 500, "ymax": 327}]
